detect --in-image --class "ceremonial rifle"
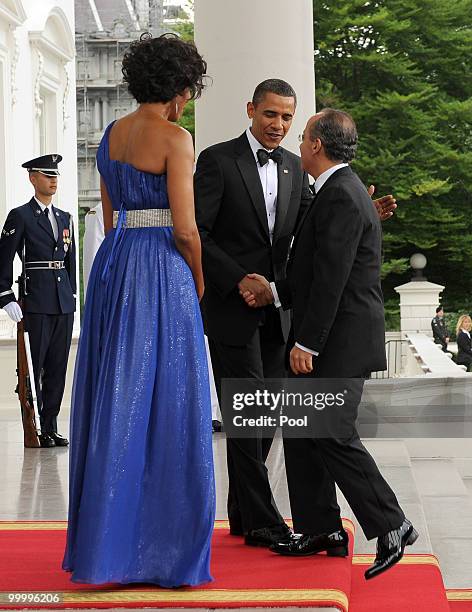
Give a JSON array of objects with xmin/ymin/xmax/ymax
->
[{"xmin": 15, "ymin": 251, "xmax": 41, "ymax": 448}]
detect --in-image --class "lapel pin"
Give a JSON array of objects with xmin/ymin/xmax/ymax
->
[
  {"xmin": 56, "ymin": 212, "xmax": 59, "ymax": 216},
  {"xmin": 283, "ymin": 168, "xmax": 289, "ymax": 174}
]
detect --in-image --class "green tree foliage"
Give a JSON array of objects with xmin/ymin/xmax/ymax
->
[
  {"xmin": 314, "ymin": 0, "xmax": 472, "ymax": 317},
  {"xmin": 173, "ymin": 3, "xmax": 196, "ymax": 137}
]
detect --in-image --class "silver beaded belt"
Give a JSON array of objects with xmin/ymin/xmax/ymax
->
[
  {"xmin": 25, "ymin": 261, "xmax": 65, "ymax": 270},
  {"xmin": 113, "ymin": 208, "xmax": 173, "ymax": 228}
]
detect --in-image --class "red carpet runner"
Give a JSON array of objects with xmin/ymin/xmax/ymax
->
[
  {"xmin": 349, "ymin": 555, "xmax": 450, "ymax": 611},
  {"xmin": 448, "ymin": 590, "xmax": 472, "ymax": 609},
  {"xmin": 0, "ymin": 520, "xmax": 353, "ymax": 610},
  {"xmin": 0, "ymin": 520, "xmax": 467, "ymax": 610}
]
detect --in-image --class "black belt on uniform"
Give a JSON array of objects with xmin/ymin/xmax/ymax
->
[{"xmin": 25, "ymin": 261, "xmax": 65, "ymax": 270}]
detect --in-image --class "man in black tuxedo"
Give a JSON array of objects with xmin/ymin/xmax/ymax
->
[
  {"xmin": 195, "ymin": 79, "xmax": 309, "ymax": 547},
  {"xmin": 244, "ymin": 109, "xmax": 417, "ymax": 579},
  {"xmin": 195, "ymin": 81, "xmax": 396, "ymax": 549}
]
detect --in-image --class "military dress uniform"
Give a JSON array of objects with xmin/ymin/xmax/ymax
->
[
  {"xmin": 0, "ymin": 155, "xmax": 76, "ymax": 447},
  {"xmin": 431, "ymin": 314, "xmax": 449, "ymax": 352}
]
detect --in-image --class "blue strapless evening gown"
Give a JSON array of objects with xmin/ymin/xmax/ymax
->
[{"xmin": 63, "ymin": 121, "xmax": 215, "ymax": 587}]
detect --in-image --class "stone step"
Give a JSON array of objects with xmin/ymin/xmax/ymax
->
[
  {"xmin": 405, "ymin": 438, "xmax": 472, "ymax": 461},
  {"xmin": 410, "ymin": 457, "xmax": 472, "ymax": 589},
  {"xmin": 339, "ymin": 440, "xmax": 432, "ymax": 555},
  {"xmin": 454, "ymin": 459, "xmax": 472, "ymax": 480},
  {"xmin": 462, "ymin": 477, "xmax": 472, "ymax": 498},
  {"xmin": 411, "ymin": 458, "xmax": 470, "ymax": 497}
]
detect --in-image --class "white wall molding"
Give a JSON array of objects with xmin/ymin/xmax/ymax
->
[{"xmin": 0, "ymin": 0, "xmax": 26, "ymax": 28}]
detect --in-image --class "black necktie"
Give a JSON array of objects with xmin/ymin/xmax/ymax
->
[
  {"xmin": 257, "ymin": 148, "xmax": 283, "ymax": 167},
  {"xmin": 44, "ymin": 207, "xmax": 55, "ymax": 239}
]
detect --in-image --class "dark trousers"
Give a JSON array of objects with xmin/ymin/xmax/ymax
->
[
  {"xmin": 283, "ymin": 374, "xmax": 405, "ymax": 540},
  {"xmin": 24, "ymin": 313, "xmax": 73, "ymax": 434},
  {"xmin": 457, "ymin": 355, "xmax": 472, "ymax": 371},
  {"xmin": 209, "ymin": 307, "xmax": 286, "ymax": 533}
]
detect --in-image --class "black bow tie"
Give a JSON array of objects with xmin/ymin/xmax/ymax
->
[{"xmin": 257, "ymin": 148, "xmax": 283, "ymax": 166}]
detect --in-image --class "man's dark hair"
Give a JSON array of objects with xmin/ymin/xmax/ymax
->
[
  {"xmin": 122, "ymin": 32, "xmax": 207, "ymax": 103},
  {"xmin": 309, "ymin": 108, "xmax": 358, "ymax": 163},
  {"xmin": 252, "ymin": 79, "xmax": 297, "ymax": 107},
  {"xmin": 436, "ymin": 306, "xmax": 444, "ymax": 313}
]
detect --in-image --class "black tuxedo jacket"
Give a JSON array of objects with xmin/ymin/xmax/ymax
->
[
  {"xmin": 276, "ymin": 166, "xmax": 387, "ymax": 377},
  {"xmin": 0, "ymin": 198, "xmax": 76, "ymax": 314},
  {"xmin": 195, "ymin": 132, "xmax": 312, "ymax": 346}
]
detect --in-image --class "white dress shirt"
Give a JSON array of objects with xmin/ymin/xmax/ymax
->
[
  {"xmin": 270, "ymin": 163, "xmax": 349, "ymax": 356},
  {"xmin": 245, "ymin": 128, "xmax": 278, "ymax": 243},
  {"xmin": 34, "ymin": 197, "xmax": 58, "ymax": 241}
]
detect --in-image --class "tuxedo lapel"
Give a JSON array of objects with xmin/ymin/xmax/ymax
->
[
  {"xmin": 272, "ymin": 151, "xmax": 292, "ymax": 243},
  {"xmin": 292, "ymin": 190, "xmax": 317, "ymax": 244},
  {"xmin": 235, "ymin": 135, "xmax": 270, "ymax": 241},
  {"xmin": 291, "ymin": 166, "xmax": 352, "ymax": 246},
  {"xmin": 286, "ymin": 190, "xmax": 318, "ymax": 264}
]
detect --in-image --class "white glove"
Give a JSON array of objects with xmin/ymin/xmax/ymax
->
[{"xmin": 3, "ymin": 301, "xmax": 23, "ymax": 322}]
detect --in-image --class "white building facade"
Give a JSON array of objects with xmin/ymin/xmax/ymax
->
[{"xmin": 0, "ymin": 0, "xmax": 78, "ymax": 340}]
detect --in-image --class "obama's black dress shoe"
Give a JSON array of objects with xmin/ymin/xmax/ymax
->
[
  {"xmin": 49, "ymin": 432, "xmax": 69, "ymax": 447},
  {"xmin": 365, "ymin": 519, "xmax": 418, "ymax": 580},
  {"xmin": 270, "ymin": 528, "xmax": 349, "ymax": 557},
  {"xmin": 245, "ymin": 523, "xmax": 292, "ymax": 547}
]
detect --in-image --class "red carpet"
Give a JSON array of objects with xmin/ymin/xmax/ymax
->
[
  {"xmin": 1, "ymin": 521, "xmax": 469, "ymax": 610},
  {"xmin": 0, "ymin": 520, "xmax": 354, "ymax": 610},
  {"xmin": 448, "ymin": 590, "xmax": 472, "ymax": 609},
  {"xmin": 350, "ymin": 554, "xmax": 450, "ymax": 611}
]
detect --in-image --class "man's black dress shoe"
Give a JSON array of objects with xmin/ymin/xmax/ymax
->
[
  {"xmin": 270, "ymin": 528, "xmax": 349, "ymax": 557},
  {"xmin": 365, "ymin": 519, "xmax": 418, "ymax": 580},
  {"xmin": 245, "ymin": 523, "xmax": 292, "ymax": 547},
  {"xmin": 39, "ymin": 433, "xmax": 56, "ymax": 448},
  {"xmin": 49, "ymin": 433, "xmax": 69, "ymax": 447}
]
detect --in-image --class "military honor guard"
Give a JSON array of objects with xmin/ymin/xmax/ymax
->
[
  {"xmin": 0, "ymin": 154, "xmax": 76, "ymax": 447},
  {"xmin": 431, "ymin": 306, "xmax": 450, "ymax": 352}
]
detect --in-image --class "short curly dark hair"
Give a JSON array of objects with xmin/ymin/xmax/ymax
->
[{"xmin": 122, "ymin": 32, "xmax": 207, "ymax": 103}]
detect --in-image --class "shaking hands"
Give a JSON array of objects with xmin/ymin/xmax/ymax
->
[{"xmin": 238, "ymin": 273, "xmax": 273, "ymax": 308}]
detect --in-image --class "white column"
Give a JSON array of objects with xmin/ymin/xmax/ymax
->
[
  {"xmin": 395, "ymin": 280, "xmax": 445, "ymax": 337},
  {"xmin": 93, "ymin": 98, "xmax": 100, "ymax": 131},
  {"xmin": 194, "ymin": 0, "xmax": 315, "ymax": 156},
  {"xmin": 102, "ymin": 96, "xmax": 109, "ymax": 126}
]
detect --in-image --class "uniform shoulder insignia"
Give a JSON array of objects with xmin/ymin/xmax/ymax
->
[{"xmin": 2, "ymin": 228, "xmax": 15, "ymax": 236}]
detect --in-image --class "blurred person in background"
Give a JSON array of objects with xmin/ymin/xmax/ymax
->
[
  {"xmin": 455, "ymin": 314, "xmax": 472, "ymax": 371},
  {"xmin": 431, "ymin": 306, "xmax": 449, "ymax": 352}
]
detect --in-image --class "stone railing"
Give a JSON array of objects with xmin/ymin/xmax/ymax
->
[{"xmin": 404, "ymin": 332, "xmax": 470, "ymax": 377}]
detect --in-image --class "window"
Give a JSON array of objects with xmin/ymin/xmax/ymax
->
[{"xmin": 38, "ymin": 87, "xmax": 57, "ymax": 154}]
